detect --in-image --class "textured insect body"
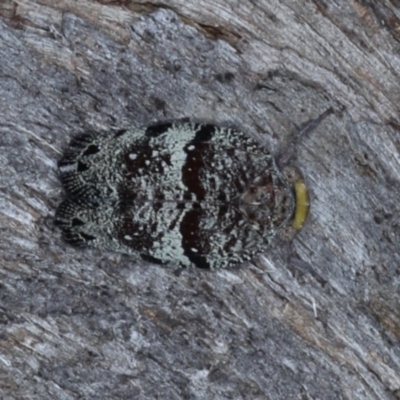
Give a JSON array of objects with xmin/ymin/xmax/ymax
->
[{"xmin": 55, "ymin": 123, "xmax": 302, "ymax": 269}]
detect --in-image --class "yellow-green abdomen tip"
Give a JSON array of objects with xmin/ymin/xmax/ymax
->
[{"xmin": 292, "ymin": 179, "xmax": 310, "ymax": 230}]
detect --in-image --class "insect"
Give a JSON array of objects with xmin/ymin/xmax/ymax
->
[{"xmin": 55, "ymin": 115, "xmax": 329, "ymax": 269}]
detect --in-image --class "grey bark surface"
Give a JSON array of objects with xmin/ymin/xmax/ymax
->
[{"xmin": 1, "ymin": 0, "xmax": 400, "ymax": 399}]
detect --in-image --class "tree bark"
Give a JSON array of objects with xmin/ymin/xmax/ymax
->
[{"xmin": 1, "ymin": 0, "xmax": 400, "ymax": 399}]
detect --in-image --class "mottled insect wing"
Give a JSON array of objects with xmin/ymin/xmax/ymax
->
[
  {"xmin": 117, "ymin": 200, "xmax": 265, "ymax": 269},
  {"xmin": 55, "ymin": 198, "xmax": 100, "ymax": 247},
  {"xmin": 55, "ymin": 198, "xmax": 281, "ymax": 269},
  {"xmin": 55, "ymin": 123, "xmax": 295, "ymax": 268}
]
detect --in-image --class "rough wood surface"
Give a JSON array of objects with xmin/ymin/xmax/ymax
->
[{"xmin": 1, "ymin": 1, "xmax": 400, "ymax": 399}]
